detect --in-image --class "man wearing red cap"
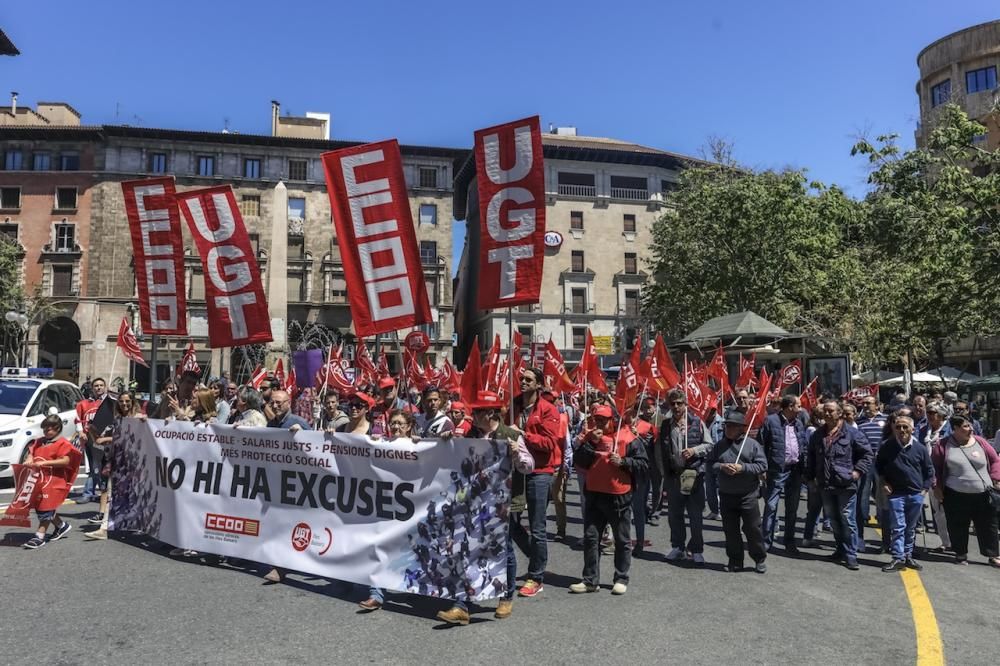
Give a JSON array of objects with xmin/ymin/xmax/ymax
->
[
  {"xmin": 569, "ymin": 419, "xmax": 648, "ymax": 595},
  {"xmin": 371, "ymin": 377, "xmax": 406, "ymax": 438},
  {"xmin": 448, "ymin": 402, "xmax": 473, "ymax": 437}
]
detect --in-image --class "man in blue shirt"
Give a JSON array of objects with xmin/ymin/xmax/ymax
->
[
  {"xmin": 267, "ymin": 390, "xmax": 311, "ymax": 431},
  {"xmin": 875, "ymin": 414, "xmax": 934, "ymax": 572},
  {"xmin": 855, "ymin": 397, "xmax": 887, "ymax": 552}
]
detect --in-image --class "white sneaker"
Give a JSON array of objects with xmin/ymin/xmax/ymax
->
[
  {"xmin": 665, "ymin": 547, "xmax": 685, "ymax": 561},
  {"xmin": 611, "ymin": 582, "xmax": 627, "ymax": 595},
  {"xmin": 706, "ymin": 512, "xmax": 720, "ymax": 520},
  {"xmin": 569, "ymin": 582, "xmax": 599, "ymax": 593},
  {"xmin": 692, "ymin": 553, "xmax": 706, "ymax": 565}
]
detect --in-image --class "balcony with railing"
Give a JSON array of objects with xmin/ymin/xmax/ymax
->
[
  {"xmin": 610, "ymin": 187, "xmax": 649, "ymax": 201},
  {"xmin": 557, "ymin": 183, "xmax": 596, "ymax": 198}
]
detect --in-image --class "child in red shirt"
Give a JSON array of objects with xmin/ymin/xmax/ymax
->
[{"xmin": 23, "ymin": 415, "xmax": 81, "ymax": 549}]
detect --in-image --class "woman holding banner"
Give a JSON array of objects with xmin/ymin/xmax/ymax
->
[
  {"xmin": 338, "ymin": 393, "xmax": 375, "ymax": 435},
  {"xmin": 85, "ymin": 391, "xmax": 140, "ymax": 540}
]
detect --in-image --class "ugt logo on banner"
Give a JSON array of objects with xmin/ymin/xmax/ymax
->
[
  {"xmin": 321, "ymin": 140, "xmax": 432, "ymax": 337},
  {"xmin": 474, "ymin": 116, "xmax": 546, "ymax": 309},
  {"xmin": 176, "ymin": 186, "xmax": 273, "ymax": 348}
]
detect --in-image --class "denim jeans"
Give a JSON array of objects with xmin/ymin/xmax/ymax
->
[
  {"xmin": 855, "ymin": 464, "xmax": 876, "ymax": 550},
  {"xmin": 802, "ymin": 482, "xmax": 824, "ymax": 540},
  {"xmin": 761, "ymin": 467, "xmax": 801, "ymax": 548},
  {"xmin": 820, "ymin": 487, "xmax": 858, "ymax": 562},
  {"xmin": 582, "ymin": 492, "xmax": 633, "ymax": 585},
  {"xmin": 665, "ymin": 474, "xmax": 705, "ymax": 553},
  {"xmin": 525, "ymin": 472, "xmax": 553, "ymax": 582},
  {"xmin": 368, "ymin": 586, "xmax": 384, "ymax": 603},
  {"xmin": 887, "ymin": 492, "xmax": 924, "ymax": 560},
  {"xmin": 576, "ymin": 469, "xmax": 588, "ymax": 521}
]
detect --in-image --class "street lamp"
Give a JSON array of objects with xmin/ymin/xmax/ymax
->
[{"xmin": 4, "ymin": 310, "xmax": 29, "ymax": 367}]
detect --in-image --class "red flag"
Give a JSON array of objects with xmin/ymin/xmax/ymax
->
[
  {"xmin": 684, "ymin": 358, "xmax": 707, "ymax": 420},
  {"xmin": 574, "ymin": 329, "xmax": 609, "ymax": 395},
  {"xmin": 121, "ymin": 177, "xmax": 187, "ymax": 336},
  {"xmin": 0, "ymin": 465, "xmax": 44, "ymax": 527},
  {"xmin": 375, "ymin": 352, "xmax": 391, "ymax": 381},
  {"xmin": 543, "ymin": 339, "xmax": 575, "ymax": 393},
  {"xmin": 842, "ymin": 383, "xmax": 879, "ymax": 403},
  {"xmin": 355, "ymin": 339, "xmax": 378, "ymax": 385},
  {"xmin": 315, "ymin": 346, "xmax": 355, "ymax": 394},
  {"xmin": 285, "ymin": 366, "xmax": 297, "ymax": 396},
  {"xmin": 646, "ymin": 334, "xmax": 680, "ymax": 392},
  {"xmin": 250, "ymin": 365, "xmax": 267, "ymax": 389},
  {"xmin": 614, "ymin": 335, "xmax": 643, "ymax": 414},
  {"xmin": 735, "ymin": 353, "xmax": 757, "ymax": 389},
  {"xmin": 747, "ymin": 371, "xmax": 773, "ymax": 429},
  {"xmin": 441, "ymin": 359, "xmax": 462, "ymax": 394},
  {"xmin": 460, "ymin": 336, "xmax": 483, "ymax": 402},
  {"xmin": 706, "ymin": 344, "xmax": 731, "ymax": 398},
  {"xmin": 175, "ymin": 186, "xmax": 272, "ymax": 348},
  {"xmin": 776, "ymin": 360, "xmax": 803, "ymax": 393},
  {"xmin": 274, "ymin": 358, "xmax": 286, "ymax": 387},
  {"xmin": 473, "ymin": 116, "xmax": 546, "ymax": 309},
  {"xmin": 321, "ymin": 140, "xmax": 432, "ymax": 337},
  {"xmin": 116, "ymin": 318, "xmax": 148, "ymax": 368},
  {"xmin": 483, "ymin": 334, "xmax": 503, "ymax": 392},
  {"xmin": 799, "ymin": 377, "xmax": 819, "ymax": 413},
  {"xmin": 177, "ymin": 342, "xmax": 200, "ymax": 377}
]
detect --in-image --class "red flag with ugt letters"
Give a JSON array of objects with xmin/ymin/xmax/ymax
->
[
  {"xmin": 736, "ymin": 352, "xmax": 757, "ymax": 389},
  {"xmin": 121, "ymin": 177, "xmax": 187, "ymax": 336},
  {"xmin": 116, "ymin": 318, "xmax": 148, "ymax": 367},
  {"xmin": 474, "ymin": 116, "xmax": 546, "ymax": 309},
  {"xmin": 614, "ymin": 335, "xmax": 643, "ymax": 414},
  {"xmin": 321, "ymin": 140, "xmax": 431, "ymax": 337},
  {"xmin": 776, "ymin": 360, "xmax": 803, "ymax": 393},
  {"xmin": 176, "ymin": 186, "xmax": 272, "ymax": 348}
]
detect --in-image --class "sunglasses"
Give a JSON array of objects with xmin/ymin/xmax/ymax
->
[
  {"xmin": 894, "ymin": 425, "xmax": 912, "ymax": 431},
  {"xmin": 670, "ymin": 401, "xmax": 686, "ymax": 406},
  {"xmin": 348, "ymin": 402, "xmax": 366, "ymax": 409}
]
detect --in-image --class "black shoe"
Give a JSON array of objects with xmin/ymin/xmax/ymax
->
[
  {"xmin": 825, "ymin": 551, "xmax": 845, "ymax": 563},
  {"xmin": 50, "ymin": 521, "xmax": 72, "ymax": 541},
  {"xmin": 23, "ymin": 536, "xmax": 46, "ymax": 549},
  {"xmin": 724, "ymin": 561, "xmax": 743, "ymax": 572},
  {"xmin": 904, "ymin": 558, "xmax": 923, "ymax": 571},
  {"xmin": 882, "ymin": 559, "xmax": 906, "ymax": 572},
  {"xmin": 845, "ymin": 560, "xmax": 860, "ymax": 571},
  {"xmin": 88, "ymin": 513, "xmax": 104, "ymax": 525},
  {"xmin": 754, "ymin": 561, "xmax": 767, "ymax": 574},
  {"xmin": 785, "ymin": 543, "xmax": 799, "ymax": 555}
]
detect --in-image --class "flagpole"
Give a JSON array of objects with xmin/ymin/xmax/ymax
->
[
  {"xmin": 109, "ymin": 345, "xmax": 119, "ymax": 392},
  {"xmin": 507, "ymin": 307, "xmax": 514, "ymax": 426},
  {"xmin": 683, "ymin": 354, "xmax": 688, "ymax": 451}
]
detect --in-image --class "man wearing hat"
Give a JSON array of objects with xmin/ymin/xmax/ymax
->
[
  {"xmin": 708, "ymin": 411, "xmax": 769, "ymax": 572},
  {"xmin": 448, "ymin": 401, "xmax": 473, "ymax": 436},
  {"xmin": 570, "ymin": 419, "xmax": 648, "ymax": 594},
  {"xmin": 371, "ymin": 377, "xmax": 407, "ymax": 438}
]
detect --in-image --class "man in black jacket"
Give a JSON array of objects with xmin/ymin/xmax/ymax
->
[
  {"xmin": 758, "ymin": 395, "xmax": 807, "ymax": 553},
  {"xmin": 708, "ymin": 412, "xmax": 769, "ymax": 573}
]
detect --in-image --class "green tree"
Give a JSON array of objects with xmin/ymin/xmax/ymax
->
[
  {"xmin": 643, "ymin": 157, "xmax": 865, "ymax": 344},
  {"xmin": 851, "ymin": 103, "xmax": 1000, "ymax": 366},
  {"xmin": 0, "ymin": 236, "xmax": 26, "ymax": 365}
]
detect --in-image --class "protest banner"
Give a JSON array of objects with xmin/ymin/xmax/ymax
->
[
  {"xmin": 0, "ymin": 465, "xmax": 43, "ymax": 527},
  {"xmin": 110, "ymin": 419, "xmax": 513, "ymax": 602}
]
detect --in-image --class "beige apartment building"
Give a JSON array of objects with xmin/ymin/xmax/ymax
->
[
  {"xmin": 453, "ymin": 129, "xmax": 698, "ymax": 366},
  {"xmin": 0, "ymin": 99, "xmax": 466, "ymax": 388}
]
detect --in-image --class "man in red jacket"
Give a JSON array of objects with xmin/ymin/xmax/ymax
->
[
  {"xmin": 507, "ymin": 367, "xmax": 561, "ymax": 598},
  {"xmin": 570, "ymin": 425, "xmax": 648, "ymax": 595}
]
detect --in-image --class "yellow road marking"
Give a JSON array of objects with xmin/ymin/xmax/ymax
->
[{"xmin": 900, "ymin": 569, "xmax": 944, "ymax": 665}]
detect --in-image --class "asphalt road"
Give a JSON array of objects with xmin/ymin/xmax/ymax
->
[{"xmin": 2, "ymin": 481, "xmax": 997, "ymax": 665}]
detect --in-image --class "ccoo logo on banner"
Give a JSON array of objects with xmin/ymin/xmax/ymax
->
[{"xmin": 109, "ymin": 419, "xmax": 513, "ymax": 602}]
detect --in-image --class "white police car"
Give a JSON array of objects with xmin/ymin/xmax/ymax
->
[{"xmin": 0, "ymin": 368, "xmax": 84, "ymax": 479}]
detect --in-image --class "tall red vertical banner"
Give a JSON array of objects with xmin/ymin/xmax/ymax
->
[
  {"xmin": 474, "ymin": 116, "xmax": 546, "ymax": 309},
  {"xmin": 175, "ymin": 186, "xmax": 272, "ymax": 348},
  {"xmin": 321, "ymin": 140, "xmax": 432, "ymax": 337},
  {"xmin": 121, "ymin": 177, "xmax": 187, "ymax": 336}
]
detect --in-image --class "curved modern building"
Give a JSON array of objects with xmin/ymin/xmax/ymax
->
[{"xmin": 916, "ymin": 20, "xmax": 1000, "ymax": 148}]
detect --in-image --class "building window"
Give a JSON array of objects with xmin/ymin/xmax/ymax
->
[
  {"xmin": 425, "ymin": 277, "xmax": 437, "ymax": 303},
  {"xmin": 572, "ymin": 326, "xmax": 587, "ymax": 349},
  {"xmin": 610, "ymin": 175, "xmax": 648, "ymax": 201},
  {"xmin": 197, "ymin": 155, "xmax": 215, "ymax": 176},
  {"xmin": 419, "ymin": 203, "xmax": 437, "ymax": 225},
  {"xmin": 570, "ymin": 211, "xmax": 584, "ymax": 230},
  {"xmin": 239, "ymin": 194, "xmax": 261, "ymax": 218},
  {"xmin": 248, "ymin": 232, "xmax": 261, "ymax": 256},
  {"xmin": 51, "ymin": 265, "xmax": 73, "ymax": 296},
  {"xmin": 930, "ymin": 79, "xmax": 951, "ymax": 107},
  {"xmin": 0, "ymin": 187, "xmax": 21, "ymax": 209},
  {"xmin": 571, "ymin": 288, "xmax": 587, "ymax": 314},
  {"xmin": 661, "ymin": 179, "xmax": 679, "ymax": 195},
  {"xmin": 966, "ymin": 66, "xmax": 997, "ymax": 94},
  {"xmin": 557, "ymin": 172, "xmax": 596, "ymax": 197},
  {"xmin": 4, "ymin": 150, "xmax": 23, "ymax": 170},
  {"xmin": 55, "ymin": 224, "xmax": 76, "ymax": 252},
  {"xmin": 33, "ymin": 153, "xmax": 51, "ymax": 171},
  {"xmin": 571, "ymin": 250, "xmax": 584, "ymax": 272},
  {"xmin": 0, "ymin": 223, "xmax": 18, "ymax": 244},
  {"xmin": 59, "ymin": 153, "xmax": 80, "ymax": 171},
  {"xmin": 288, "ymin": 235, "xmax": 305, "ymax": 260},
  {"xmin": 419, "ymin": 167, "xmax": 438, "ymax": 189},
  {"xmin": 55, "ymin": 187, "xmax": 77, "ymax": 211},
  {"xmin": 149, "ymin": 152, "xmax": 167, "ymax": 173},
  {"xmin": 625, "ymin": 252, "xmax": 638, "ymax": 274},
  {"xmin": 243, "ymin": 158, "xmax": 261, "ymax": 179},
  {"xmin": 624, "ymin": 289, "xmax": 640, "ymax": 317},
  {"xmin": 190, "ymin": 271, "xmax": 205, "ymax": 300},
  {"xmin": 331, "ymin": 276, "xmax": 348, "ymax": 302},
  {"xmin": 288, "ymin": 197, "xmax": 305, "ymax": 221},
  {"xmin": 287, "ymin": 272, "xmax": 304, "ymax": 302},
  {"xmin": 420, "ymin": 240, "xmax": 437, "ymax": 265},
  {"xmin": 517, "ymin": 325, "xmax": 534, "ymax": 342},
  {"xmin": 517, "ymin": 303, "xmax": 535, "ymax": 313},
  {"xmin": 288, "ymin": 159, "xmax": 307, "ymax": 181},
  {"xmin": 972, "ymin": 132, "xmax": 989, "ymax": 145},
  {"xmin": 417, "ymin": 322, "xmax": 439, "ymax": 339},
  {"xmin": 623, "ymin": 214, "xmax": 636, "ymax": 233}
]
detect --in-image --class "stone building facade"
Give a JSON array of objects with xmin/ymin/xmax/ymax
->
[
  {"xmin": 453, "ymin": 131, "xmax": 697, "ymax": 366},
  {"xmin": 0, "ymin": 102, "xmax": 466, "ymax": 388}
]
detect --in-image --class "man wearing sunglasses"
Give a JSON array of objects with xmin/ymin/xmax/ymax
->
[{"xmin": 875, "ymin": 415, "xmax": 934, "ymax": 572}]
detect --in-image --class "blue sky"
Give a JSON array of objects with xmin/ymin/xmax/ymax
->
[{"xmin": 4, "ymin": 1, "xmax": 998, "ymax": 270}]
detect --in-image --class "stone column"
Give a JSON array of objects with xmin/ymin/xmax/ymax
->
[{"xmin": 266, "ymin": 181, "xmax": 288, "ymax": 367}]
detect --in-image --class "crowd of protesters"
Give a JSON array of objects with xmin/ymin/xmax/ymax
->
[{"xmin": 16, "ymin": 365, "xmax": 1000, "ymax": 625}]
